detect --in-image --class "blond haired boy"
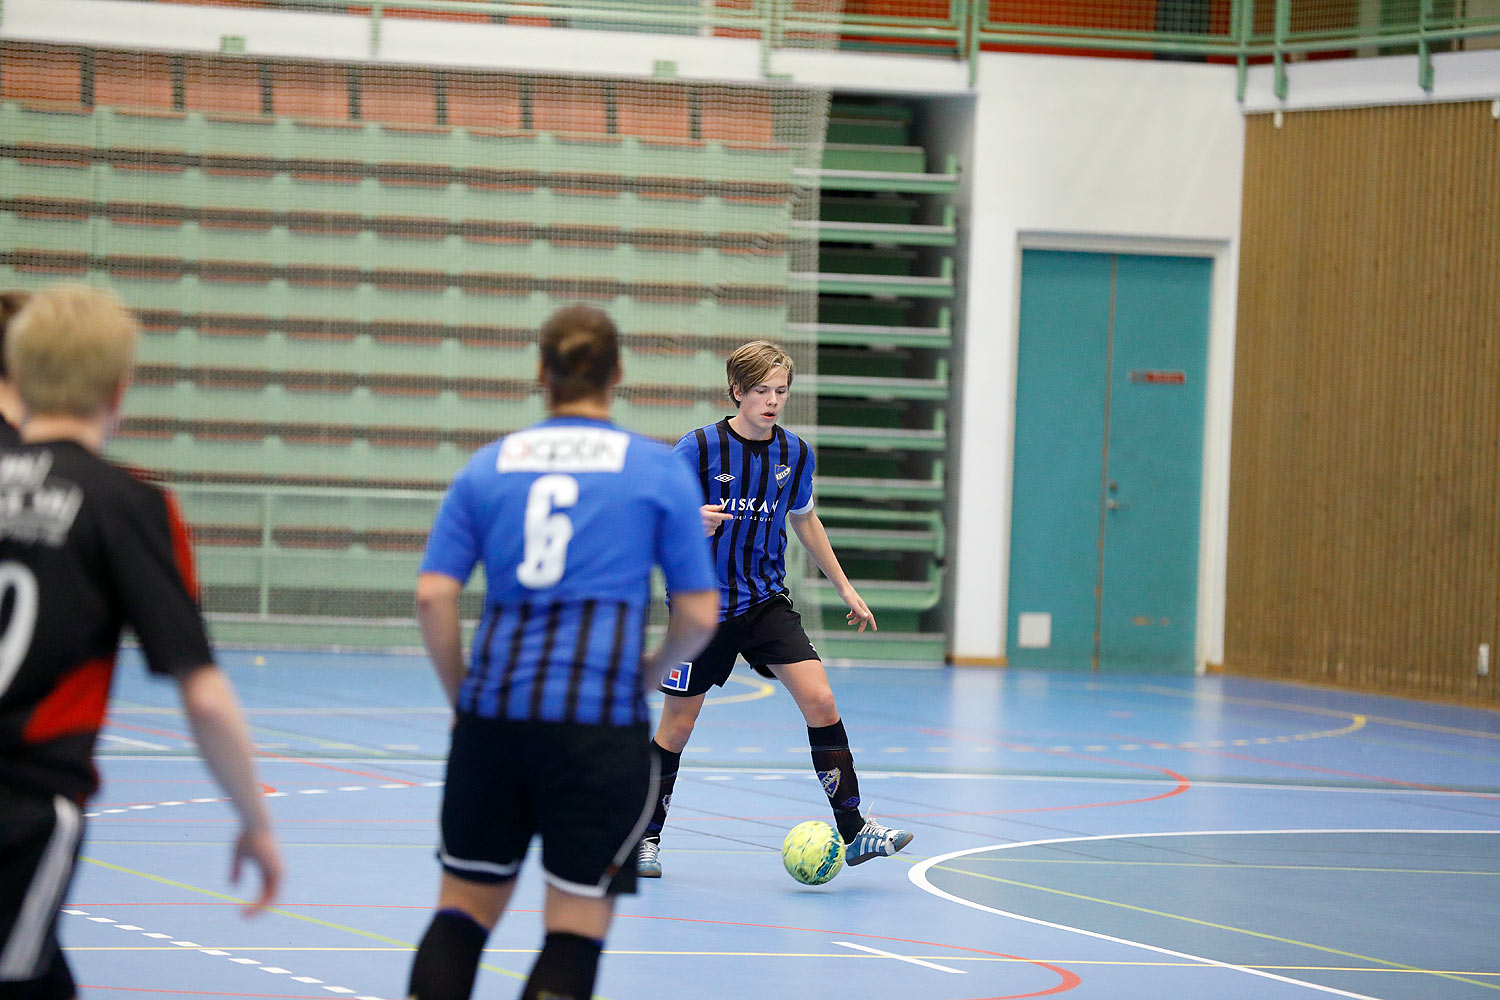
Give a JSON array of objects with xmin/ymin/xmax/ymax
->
[{"xmin": 0, "ymin": 284, "xmax": 281, "ymax": 998}]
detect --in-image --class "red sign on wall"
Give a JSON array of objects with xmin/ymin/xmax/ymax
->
[{"xmin": 1129, "ymin": 370, "xmax": 1186, "ymax": 385}]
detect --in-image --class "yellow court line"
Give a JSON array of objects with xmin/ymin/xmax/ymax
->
[
  {"xmin": 53, "ymin": 944, "xmax": 1500, "ymax": 977},
  {"xmin": 77, "ymin": 857, "xmax": 536, "ymax": 988},
  {"xmin": 698, "ymin": 673, "xmax": 777, "ymax": 706},
  {"xmin": 934, "ymin": 862, "xmax": 1500, "ymax": 992},
  {"xmin": 1135, "ymin": 685, "xmax": 1500, "ymax": 741}
]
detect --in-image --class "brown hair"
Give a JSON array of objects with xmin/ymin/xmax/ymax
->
[
  {"xmin": 725, "ymin": 340, "xmax": 794, "ymax": 404},
  {"xmin": 539, "ymin": 305, "xmax": 621, "ymax": 405},
  {"xmin": 0, "ymin": 290, "xmax": 32, "ymax": 379},
  {"xmin": 6, "ymin": 283, "xmax": 139, "ymax": 418}
]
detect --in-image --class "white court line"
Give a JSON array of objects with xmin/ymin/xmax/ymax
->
[
  {"xmin": 833, "ymin": 940, "xmax": 965, "ymax": 974},
  {"xmin": 87, "ymin": 759, "xmax": 1500, "ymax": 798},
  {"xmin": 62, "ymin": 909, "xmax": 387, "ymax": 999},
  {"xmin": 98, "ymin": 734, "xmax": 170, "ymax": 750},
  {"xmin": 910, "ymin": 829, "xmax": 1500, "ymax": 1000}
]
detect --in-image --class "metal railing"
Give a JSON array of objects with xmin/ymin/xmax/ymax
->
[
  {"xmin": 169, "ymin": 480, "xmax": 441, "ymax": 620},
  {"xmin": 101, "ymin": 0, "xmax": 1500, "ymax": 95}
]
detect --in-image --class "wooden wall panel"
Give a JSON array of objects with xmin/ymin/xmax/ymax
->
[{"xmin": 1227, "ymin": 101, "xmax": 1500, "ymax": 705}]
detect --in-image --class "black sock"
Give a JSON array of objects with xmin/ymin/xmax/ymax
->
[
  {"xmin": 20, "ymin": 948, "xmax": 75, "ymax": 1000},
  {"xmin": 643, "ymin": 739, "xmax": 681, "ymax": 843},
  {"xmin": 808, "ymin": 720, "xmax": 864, "ymax": 843},
  {"xmin": 408, "ymin": 907, "xmax": 489, "ymax": 1000},
  {"xmin": 518, "ymin": 931, "xmax": 603, "ymax": 1000}
]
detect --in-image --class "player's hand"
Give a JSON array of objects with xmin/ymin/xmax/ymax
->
[
  {"xmin": 700, "ymin": 503, "xmax": 733, "ymax": 537},
  {"xmin": 839, "ymin": 587, "xmax": 877, "ymax": 633},
  {"xmin": 232, "ymin": 825, "xmax": 282, "ymax": 917}
]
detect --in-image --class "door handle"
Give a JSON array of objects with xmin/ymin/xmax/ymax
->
[{"xmin": 1106, "ymin": 498, "xmax": 1127, "ymax": 511}]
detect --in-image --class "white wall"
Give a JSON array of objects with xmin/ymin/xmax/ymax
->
[{"xmin": 950, "ymin": 54, "xmax": 1245, "ymax": 666}]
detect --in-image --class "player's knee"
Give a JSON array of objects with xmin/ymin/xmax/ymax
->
[
  {"xmin": 655, "ymin": 701, "xmax": 701, "ymax": 749},
  {"xmin": 800, "ymin": 689, "xmax": 839, "ymax": 727}
]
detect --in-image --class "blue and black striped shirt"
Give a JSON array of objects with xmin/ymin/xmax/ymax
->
[
  {"xmin": 421, "ymin": 417, "xmax": 715, "ymax": 726},
  {"xmin": 674, "ymin": 419, "xmax": 815, "ymax": 620}
]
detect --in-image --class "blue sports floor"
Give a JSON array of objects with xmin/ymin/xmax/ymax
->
[{"xmin": 67, "ymin": 650, "xmax": 1500, "ymax": 999}]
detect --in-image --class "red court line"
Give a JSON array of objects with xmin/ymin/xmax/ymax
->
[
  {"xmin": 914, "ymin": 727, "xmax": 1193, "ymax": 815},
  {"xmin": 257, "ymin": 749, "xmax": 421, "ymax": 786},
  {"xmin": 104, "ymin": 717, "xmax": 420, "ymax": 786},
  {"xmin": 1153, "ymin": 741, "xmax": 1500, "ymax": 800},
  {"xmin": 620, "ymin": 912, "xmax": 1082, "ymax": 998}
]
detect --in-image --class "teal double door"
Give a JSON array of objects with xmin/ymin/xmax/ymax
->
[{"xmin": 1007, "ymin": 250, "xmax": 1212, "ymax": 672}]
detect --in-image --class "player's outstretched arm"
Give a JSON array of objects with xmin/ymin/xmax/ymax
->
[
  {"xmin": 416, "ymin": 572, "xmax": 467, "ymax": 707},
  {"xmin": 177, "ymin": 666, "xmax": 282, "ymax": 915},
  {"xmin": 642, "ymin": 589, "xmax": 719, "ymax": 689},
  {"xmin": 789, "ymin": 509, "xmax": 878, "ymax": 633}
]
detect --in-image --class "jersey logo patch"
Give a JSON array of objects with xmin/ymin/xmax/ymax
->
[
  {"xmin": 497, "ymin": 427, "xmax": 629, "ymax": 473},
  {"xmin": 714, "ymin": 473, "xmax": 735, "ymax": 483},
  {"xmin": 662, "ymin": 663, "xmax": 692, "ymax": 691},
  {"xmin": 819, "ymin": 767, "xmax": 841, "ymax": 798},
  {"xmin": 774, "ymin": 465, "xmax": 791, "ymax": 483}
]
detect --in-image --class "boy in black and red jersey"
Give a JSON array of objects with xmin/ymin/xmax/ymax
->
[
  {"xmin": 0, "ymin": 291, "xmax": 29, "ymax": 445},
  {"xmin": 0, "ymin": 284, "xmax": 282, "ymax": 998}
]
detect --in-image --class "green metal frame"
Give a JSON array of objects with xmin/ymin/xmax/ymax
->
[{"xmin": 115, "ymin": 0, "xmax": 1500, "ymax": 97}]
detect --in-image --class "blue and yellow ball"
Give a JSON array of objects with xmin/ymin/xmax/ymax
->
[{"xmin": 781, "ymin": 820, "xmax": 844, "ymax": 885}]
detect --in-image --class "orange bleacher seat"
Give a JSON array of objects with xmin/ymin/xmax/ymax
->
[
  {"xmin": 183, "ymin": 55, "xmax": 264, "ymax": 116},
  {"xmin": 272, "ymin": 61, "xmax": 352, "ymax": 123},
  {"xmin": 361, "ymin": 67, "xmax": 438, "ymax": 127},
  {"xmin": 699, "ymin": 86, "xmax": 775, "ymax": 145},
  {"xmin": 380, "ymin": 0, "xmax": 493, "ymax": 22},
  {"xmin": 0, "ymin": 43, "xmax": 84, "ymax": 106},
  {"xmin": 445, "ymin": 72, "xmax": 524, "ymax": 131},
  {"xmin": 532, "ymin": 80, "xmax": 609, "ymax": 137},
  {"xmin": 615, "ymin": 83, "xmax": 694, "ymax": 142},
  {"xmin": 94, "ymin": 51, "xmax": 176, "ymax": 112}
]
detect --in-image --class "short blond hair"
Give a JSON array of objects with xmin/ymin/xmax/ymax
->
[
  {"xmin": 725, "ymin": 340, "xmax": 794, "ymax": 404},
  {"xmin": 7, "ymin": 283, "xmax": 139, "ymax": 418}
]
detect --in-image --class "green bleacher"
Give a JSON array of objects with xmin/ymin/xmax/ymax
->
[
  {"xmin": 799, "ymin": 97, "xmax": 957, "ymax": 663},
  {"xmin": 1, "ymin": 45, "xmax": 954, "ymax": 661},
  {"xmin": 0, "ymin": 39, "xmax": 829, "ymax": 648}
]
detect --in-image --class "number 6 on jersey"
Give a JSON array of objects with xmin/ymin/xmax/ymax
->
[{"xmin": 517, "ymin": 474, "xmax": 577, "ymax": 588}]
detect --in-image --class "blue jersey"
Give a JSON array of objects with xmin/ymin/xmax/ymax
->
[
  {"xmin": 674, "ymin": 419, "xmax": 815, "ymax": 620},
  {"xmin": 421, "ymin": 416, "xmax": 715, "ymax": 726}
]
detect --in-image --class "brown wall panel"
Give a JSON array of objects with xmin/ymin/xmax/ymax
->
[{"xmin": 1227, "ymin": 101, "xmax": 1500, "ymax": 705}]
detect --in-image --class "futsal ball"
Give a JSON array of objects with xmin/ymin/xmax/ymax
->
[{"xmin": 781, "ymin": 820, "xmax": 845, "ymax": 885}]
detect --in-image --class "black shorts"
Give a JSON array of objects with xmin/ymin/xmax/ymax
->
[
  {"xmin": 660, "ymin": 594, "xmax": 820, "ymax": 698},
  {"xmin": 438, "ymin": 717, "xmax": 654, "ymax": 898},
  {"xmin": 0, "ymin": 786, "xmax": 83, "ymax": 986}
]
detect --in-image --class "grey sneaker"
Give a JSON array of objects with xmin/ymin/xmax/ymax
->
[
  {"xmin": 845, "ymin": 818, "xmax": 914, "ymax": 866},
  {"xmin": 636, "ymin": 838, "xmax": 662, "ymax": 878}
]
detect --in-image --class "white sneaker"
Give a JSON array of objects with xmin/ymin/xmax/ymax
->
[
  {"xmin": 636, "ymin": 838, "xmax": 662, "ymax": 878},
  {"xmin": 845, "ymin": 818, "xmax": 914, "ymax": 866}
]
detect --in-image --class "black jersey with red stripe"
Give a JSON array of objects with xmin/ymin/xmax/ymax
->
[{"xmin": 0, "ymin": 440, "xmax": 211, "ymax": 803}]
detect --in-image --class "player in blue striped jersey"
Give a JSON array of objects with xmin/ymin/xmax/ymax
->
[
  {"xmin": 637, "ymin": 340, "xmax": 914, "ymax": 879},
  {"xmin": 408, "ymin": 306, "xmax": 718, "ymax": 1000}
]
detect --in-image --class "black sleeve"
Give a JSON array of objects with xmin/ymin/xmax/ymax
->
[{"xmin": 105, "ymin": 480, "xmax": 214, "ymax": 677}]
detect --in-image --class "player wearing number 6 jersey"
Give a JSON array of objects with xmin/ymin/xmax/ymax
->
[
  {"xmin": 0, "ymin": 285, "xmax": 281, "ymax": 999},
  {"xmin": 408, "ymin": 305, "xmax": 718, "ymax": 1000}
]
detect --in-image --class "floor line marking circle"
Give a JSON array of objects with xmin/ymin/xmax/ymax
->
[{"xmin": 910, "ymin": 828, "xmax": 1500, "ymax": 1000}]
